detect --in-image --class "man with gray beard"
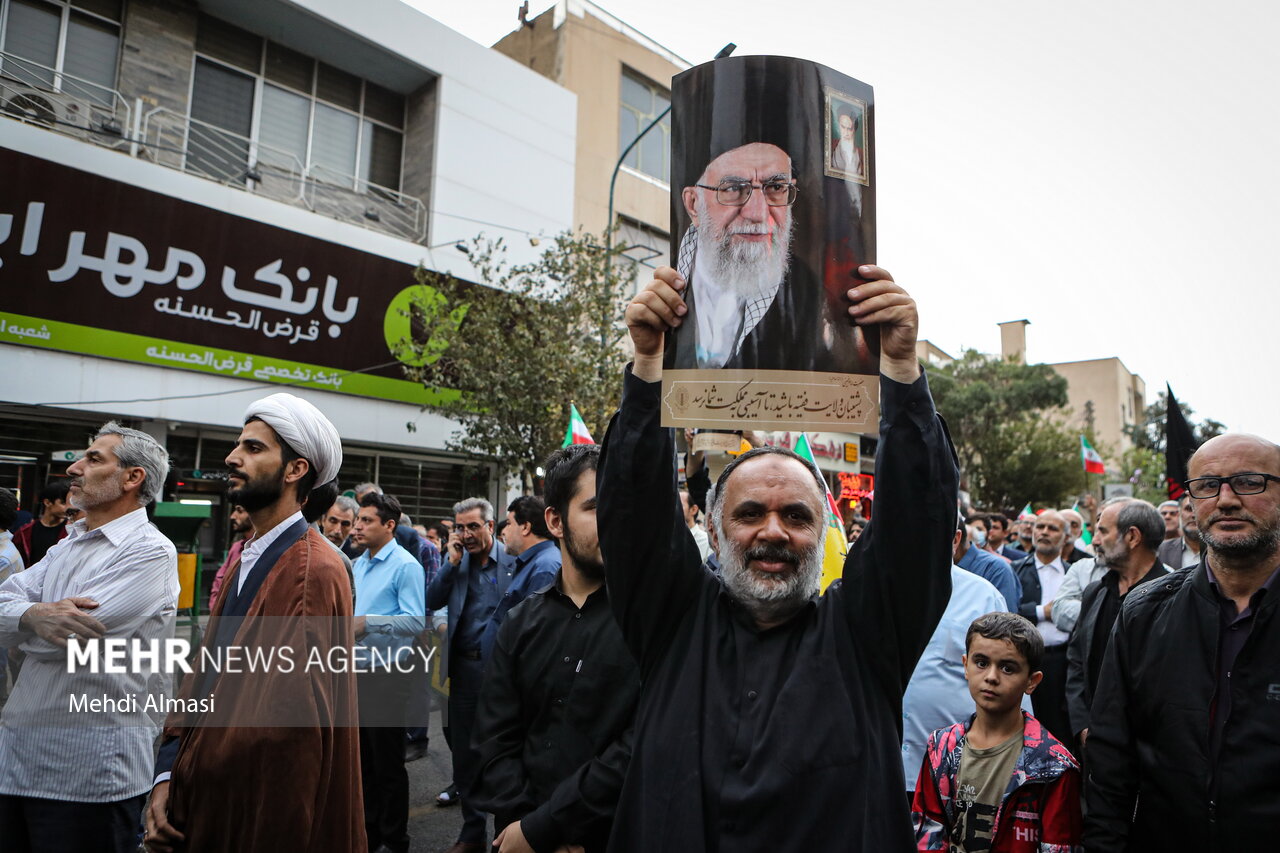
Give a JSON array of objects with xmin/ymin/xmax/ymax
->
[
  {"xmin": 599, "ymin": 265, "xmax": 958, "ymax": 850},
  {"xmin": 1085, "ymin": 434, "xmax": 1280, "ymax": 850},
  {"xmin": 670, "ymin": 141, "xmax": 797, "ymax": 369}
]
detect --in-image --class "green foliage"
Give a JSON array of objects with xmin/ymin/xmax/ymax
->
[
  {"xmin": 931, "ymin": 350, "xmax": 1080, "ymax": 511},
  {"xmin": 1117, "ymin": 446, "xmax": 1168, "ymax": 505},
  {"xmin": 1126, "ymin": 390, "xmax": 1226, "ymax": 453},
  {"xmin": 395, "ymin": 231, "xmax": 631, "ymax": 488}
]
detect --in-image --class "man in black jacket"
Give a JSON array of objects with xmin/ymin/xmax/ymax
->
[
  {"xmin": 600, "ymin": 265, "xmax": 958, "ymax": 851},
  {"xmin": 471, "ymin": 445, "xmax": 638, "ymax": 853},
  {"xmin": 1085, "ymin": 433, "xmax": 1280, "ymax": 851},
  {"xmin": 1064, "ymin": 498, "xmax": 1167, "ymax": 746}
]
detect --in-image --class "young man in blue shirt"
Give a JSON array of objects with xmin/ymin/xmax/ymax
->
[{"xmin": 353, "ymin": 491, "xmax": 426, "ymax": 853}]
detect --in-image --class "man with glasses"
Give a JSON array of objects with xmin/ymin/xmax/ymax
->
[
  {"xmin": 671, "ymin": 141, "xmax": 798, "ymax": 369},
  {"xmin": 427, "ymin": 497, "xmax": 514, "ymax": 853},
  {"xmin": 1085, "ymin": 434, "xmax": 1280, "ymax": 851}
]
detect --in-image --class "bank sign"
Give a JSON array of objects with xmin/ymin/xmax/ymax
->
[{"xmin": 0, "ymin": 148, "xmax": 452, "ymax": 405}]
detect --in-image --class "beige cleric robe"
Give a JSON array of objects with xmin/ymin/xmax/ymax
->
[{"xmin": 163, "ymin": 527, "xmax": 366, "ymax": 853}]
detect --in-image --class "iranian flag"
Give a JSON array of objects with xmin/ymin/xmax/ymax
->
[
  {"xmin": 562, "ymin": 404, "xmax": 594, "ymax": 447},
  {"xmin": 1080, "ymin": 435, "xmax": 1105, "ymax": 474},
  {"xmin": 1019, "ymin": 502, "xmax": 1035, "ymax": 519},
  {"xmin": 792, "ymin": 433, "xmax": 847, "ymax": 593}
]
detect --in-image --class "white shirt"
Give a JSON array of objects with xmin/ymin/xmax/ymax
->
[
  {"xmin": 1034, "ymin": 556, "xmax": 1070, "ymax": 646},
  {"xmin": 0, "ymin": 530, "xmax": 23, "ymax": 584},
  {"xmin": 236, "ymin": 510, "xmax": 304, "ymax": 594},
  {"xmin": 693, "ymin": 269, "xmax": 780, "ymax": 369},
  {"xmin": 0, "ymin": 507, "xmax": 179, "ymax": 801}
]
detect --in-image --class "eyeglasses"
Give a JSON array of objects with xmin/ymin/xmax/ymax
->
[
  {"xmin": 695, "ymin": 179, "xmax": 798, "ymax": 207},
  {"xmin": 458, "ymin": 521, "xmax": 487, "ymax": 533},
  {"xmin": 1183, "ymin": 472, "xmax": 1280, "ymax": 499}
]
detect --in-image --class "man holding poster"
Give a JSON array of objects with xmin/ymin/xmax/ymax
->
[{"xmin": 600, "ymin": 261, "xmax": 958, "ymax": 850}]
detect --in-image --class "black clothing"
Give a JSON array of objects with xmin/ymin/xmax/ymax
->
[
  {"xmin": 1067, "ymin": 545, "xmax": 1090, "ymax": 565},
  {"xmin": 1206, "ymin": 563, "xmax": 1280, "ymax": 766},
  {"xmin": 1065, "ymin": 559, "xmax": 1167, "ymax": 736},
  {"xmin": 28, "ymin": 521, "xmax": 63, "ymax": 566},
  {"xmin": 1084, "ymin": 562, "xmax": 1280, "ymax": 851},
  {"xmin": 0, "ymin": 792, "xmax": 147, "ymax": 853},
  {"xmin": 472, "ymin": 579, "xmax": 638, "ymax": 853},
  {"xmin": 597, "ymin": 367, "xmax": 958, "ymax": 852},
  {"xmin": 358, "ymin": 667, "xmax": 413, "ymax": 853}
]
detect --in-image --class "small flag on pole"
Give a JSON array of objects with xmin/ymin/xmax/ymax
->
[
  {"xmin": 793, "ymin": 433, "xmax": 847, "ymax": 593},
  {"xmin": 1018, "ymin": 502, "xmax": 1035, "ymax": 520},
  {"xmin": 1080, "ymin": 435, "xmax": 1105, "ymax": 474},
  {"xmin": 562, "ymin": 404, "xmax": 594, "ymax": 448}
]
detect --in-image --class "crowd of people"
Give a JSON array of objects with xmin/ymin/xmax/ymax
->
[{"xmin": 0, "ymin": 266, "xmax": 1275, "ymax": 852}]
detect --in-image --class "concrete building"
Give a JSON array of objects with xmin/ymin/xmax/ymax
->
[
  {"xmin": 493, "ymin": 0, "xmax": 688, "ymax": 293},
  {"xmin": 920, "ymin": 321, "xmax": 1145, "ymax": 466},
  {"xmin": 0, "ymin": 0, "xmax": 574, "ymax": 577},
  {"xmin": 997, "ymin": 320, "xmax": 1144, "ymax": 459}
]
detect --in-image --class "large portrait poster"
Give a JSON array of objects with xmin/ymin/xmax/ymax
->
[{"xmin": 662, "ymin": 56, "xmax": 879, "ymax": 432}]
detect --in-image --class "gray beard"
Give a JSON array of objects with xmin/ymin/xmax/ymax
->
[
  {"xmin": 718, "ymin": 527, "xmax": 824, "ymax": 625},
  {"xmin": 1201, "ymin": 522, "xmax": 1280, "ymax": 561},
  {"xmin": 694, "ymin": 196, "xmax": 793, "ymax": 299}
]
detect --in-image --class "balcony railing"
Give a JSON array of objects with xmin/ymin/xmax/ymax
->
[{"xmin": 0, "ymin": 50, "xmax": 427, "ymax": 243}]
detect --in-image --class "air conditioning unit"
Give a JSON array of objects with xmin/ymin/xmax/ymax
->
[{"xmin": 1, "ymin": 84, "xmax": 91, "ymax": 132}]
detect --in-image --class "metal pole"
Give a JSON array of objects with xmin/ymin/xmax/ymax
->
[{"xmin": 604, "ymin": 43, "xmax": 735, "ymax": 258}]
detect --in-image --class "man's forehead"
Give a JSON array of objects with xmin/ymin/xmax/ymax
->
[
  {"xmin": 704, "ymin": 142, "xmax": 790, "ymax": 180},
  {"xmin": 330, "ymin": 507, "xmax": 354, "ymax": 521},
  {"xmin": 1190, "ymin": 434, "xmax": 1280, "ymax": 477},
  {"xmin": 724, "ymin": 455, "xmax": 821, "ymax": 501},
  {"xmin": 238, "ymin": 419, "xmax": 280, "ymax": 447},
  {"xmin": 456, "ymin": 508, "xmax": 487, "ymax": 524},
  {"xmin": 85, "ymin": 433, "xmax": 122, "ymax": 459}
]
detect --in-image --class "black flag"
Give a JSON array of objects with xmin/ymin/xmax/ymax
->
[{"xmin": 1165, "ymin": 383, "xmax": 1199, "ymax": 499}]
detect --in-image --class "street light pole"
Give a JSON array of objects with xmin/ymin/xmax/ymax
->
[{"xmin": 604, "ymin": 42, "xmax": 735, "ymax": 259}]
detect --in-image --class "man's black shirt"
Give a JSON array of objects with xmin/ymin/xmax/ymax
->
[
  {"xmin": 29, "ymin": 521, "xmax": 63, "ymax": 566},
  {"xmin": 598, "ymin": 368, "xmax": 959, "ymax": 852},
  {"xmin": 471, "ymin": 575, "xmax": 638, "ymax": 852}
]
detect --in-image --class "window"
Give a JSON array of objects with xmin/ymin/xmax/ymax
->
[
  {"xmin": 190, "ymin": 14, "xmax": 407, "ymax": 192},
  {"xmin": 0, "ymin": 0, "xmax": 122, "ymax": 106},
  {"xmin": 618, "ymin": 69, "xmax": 670, "ymax": 183},
  {"xmin": 616, "ymin": 217, "xmax": 669, "ymax": 295}
]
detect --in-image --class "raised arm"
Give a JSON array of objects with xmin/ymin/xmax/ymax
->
[
  {"xmin": 598, "ymin": 269, "xmax": 709, "ymax": 672},
  {"xmin": 837, "ymin": 267, "xmax": 960, "ymax": 693}
]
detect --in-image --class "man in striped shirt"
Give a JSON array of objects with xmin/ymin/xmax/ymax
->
[{"xmin": 0, "ymin": 422, "xmax": 178, "ymax": 853}]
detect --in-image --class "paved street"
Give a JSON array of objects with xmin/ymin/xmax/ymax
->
[{"xmin": 407, "ymin": 701, "xmax": 479, "ymax": 853}]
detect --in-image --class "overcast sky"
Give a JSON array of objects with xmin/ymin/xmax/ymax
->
[{"xmin": 405, "ymin": 0, "xmax": 1278, "ymax": 436}]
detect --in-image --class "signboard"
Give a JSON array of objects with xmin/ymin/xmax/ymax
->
[
  {"xmin": 843, "ymin": 442, "xmax": 859, "ymax": 464},
  {"xmin": 50, "ymin": 449, "xmax": 82, "ymax": 463},
  {"xmin": 661, "ymin": 55, "xmax": 879, "ymax": 432},
  {"xmin": 0, "ymin": 149, "xmax": 459, "ymax": 405}
]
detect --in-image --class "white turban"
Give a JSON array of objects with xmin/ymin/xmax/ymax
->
[{"xmin": 243, "ymin": 392, "xmax": 343, "ymax": 485}]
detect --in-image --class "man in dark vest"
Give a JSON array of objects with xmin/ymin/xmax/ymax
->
[{"xmin": 145, "ymin": 392, "xmax": 364, "ymax": 853}]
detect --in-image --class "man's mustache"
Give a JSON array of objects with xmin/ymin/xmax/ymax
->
[{"xmin": 744, "ymin": 544, "xmax": 799, "ymax": 567}]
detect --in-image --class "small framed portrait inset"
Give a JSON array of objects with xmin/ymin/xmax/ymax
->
[{"xmin": 824, "ymin": 88, "xmax": 868, "ymax": 185}]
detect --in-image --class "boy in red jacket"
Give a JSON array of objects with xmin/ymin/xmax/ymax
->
[{"xmin": 912, "ymin": 612, "xmax": 1081, "ymax": 852}]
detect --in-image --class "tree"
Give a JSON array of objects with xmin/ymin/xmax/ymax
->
[
  {"xmin": 394, "ymin": 230, "xmax": 633, "ymax": 490},
  {"xmin": 930, "ymin": 349, "xmax": 1079, "ymax": 511},
  {"xmin": 1126, "ymin": 391, "xmax": 1226, "ymax": 453},
  {"xmin": 1117, "ymin": 446, "xmax": 1168, "ymax": 505}
]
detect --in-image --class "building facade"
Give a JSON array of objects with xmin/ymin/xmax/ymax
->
[
  {"xmin": 0, "ymin": 0, "xmax": 575, "ymax": 572},
  {"xmin": 493, "ymin": 0, "xmax": 687, "ymax": 294}
]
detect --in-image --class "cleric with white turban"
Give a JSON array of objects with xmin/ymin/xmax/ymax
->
[{"xmin": 242, "ymin": 392, "xmax": 343, "ymax": 485}]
